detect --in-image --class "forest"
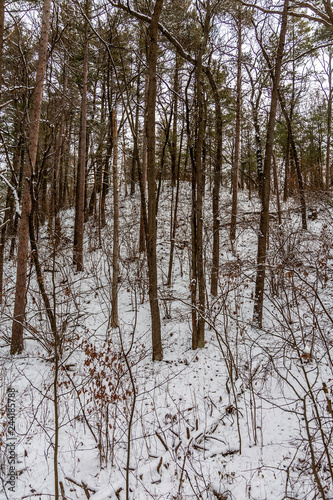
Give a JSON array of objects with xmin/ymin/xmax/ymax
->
[{"xmin": 1, "ymin": 0, "xmax": 333, "ymax": 499}]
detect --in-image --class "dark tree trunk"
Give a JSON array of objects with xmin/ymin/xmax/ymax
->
[
  {"xmin": 326, "ymin": 52, "xmax": 332, "ymax": 189},
  {"xmin": 206, "ymin": 69, "xmax": 222, "ymax": 297},
  {"xmin": 195, "ymin": 49, "xmax": 205, "ymax": 349},
  {"xmin": 73, "ymin": 1, "xmax": 89, "ymax": 271},
  {"xmin": 11, "ymin": 0, "xmax": 52, "ymax": 355},
  {"xmin": 278, "ymin": 90, "xmax": 307, "ymax": 229},
  {"xmin": 283, "ymin": 134, "xmax": 291, "ymax": 201},
  {"xmin": 146, "ymin": 0, "xmax": 164, "ymax": 361},
  {"xmin": 139, "ymin": 72, "xmax": 148, "ymax": 254},
  {"xmin": 101, "ymin": 62, "xmax": 113, "ymax": 228},
  {"xmin": 230, "ymin": 10, "xmax": 242, "ymax": 244},
  {"xmin": 166, "ymin": 127, "xmax": 183, "ymax": 287},
  {"xmin": 111, "ymin": 109, "xmax": 119, "ymax": 328},
  {"xmin": 170, "ymin": 55, "xmax": 179, "ymax": 188},
  {"xmin": 253, "ymin": 0, "xmax": 289, "ymax": 327},
  {"xmin": 130, "ymin": 68, "xmax": 141, "ymax": 196},
  {"xmin": 49, "ymin": 63, "xmax": 67, "ymax": 242}
]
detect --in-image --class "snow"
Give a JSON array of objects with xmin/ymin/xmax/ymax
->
[{"xmin": 0, "ymin": 183, "xmax": 332, "ymax": 499}]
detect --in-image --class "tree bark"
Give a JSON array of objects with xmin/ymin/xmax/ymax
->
[
  {"xmin": 230, "ymin": 10, "xmax": 242, "ymax": 244},
  {"xmin": 278, "ymin": 90, "xmax": 307, "ymax": 229},
  {"xmin": 258, "ymin": 28, "xmax": 307, "ymax": 229},
  {"xmin": 146, "ymin": 0, "xmax": 164, "ymax": 361},
  {"xmin": 0, "ymin": 0, "xmax": 5, "ymax": 91},
  {"xmin": 101, "ymin": 61, "xmax": 113, "ymax": 228},
  {"xmin": 206, "ymin": 69, "xmax": 222, "ymax": 297},
  {"xmin": 166, "ymin": 126, "xmax": 183, "ymax": 287},
  {"xmin": 139, "ymin": 71, "xmax": 148, "ymax": 253},
  {"xmin": 195, "ymin": 49, "xmax": 205, "ymax": 349},
  {"xmin": 170, "ymin": 55, "xmax": 179, "ymax": 188},
  {"xmin": 191, "ymin": 2, "xmax": 211, "ymax": 349},
  {"xmin": 253, "ymin": 0, "xmax": 289, "ymax": 327},
  {"xmin": 326, "ymin": 51, "xmax": 332, "ymax": 189},
  {"xmin": 111, "ymin": 109, "xmax": 119, "ymax": 328},
  {"xmin": 49, "ymin": 63, "xmax": 68, "ymax": 242},
  {"xmin": 272, "ymin": 151, "xmax": 282, "ymax": 226},
  {"xmin": 11, "ymin": 0, "xmax": 52, "ymax": 355},
  {"xmin": 130, "ymin": 68, "xmax": 141, "ymax": 196},
  {"xmin": 73, "ymin": 1, "xmax": 89, "ymax": 271}
]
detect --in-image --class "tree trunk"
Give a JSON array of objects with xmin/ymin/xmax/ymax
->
[
  {"xmin": 327, "ymin": 51, "xmax": 332, "ymax": 189},
  {"xmin": 277, "ymin": 89, "xmax": 307, "ymax": 229},
  {"xmin": 206, "ymin": 69, "xmax": 222, "ymax": 297},
  {"xmin": 283, "ymin": 134, "xmax": 291, "ymax": 201},
  {"xmin": 49, "ymin": 63, "xmax": 68, "ymax": 242},
  {"xmin": 146, "ymin": 0, "xmax": 164, "ymax": 361},
  {"xmin": 253, "ymin": 0, "xmax": 289, "ymax": 327},
  {"xmin": 259, "ymin": 28, "xmax": 306, "ymax": 228},
  {"xmin": 252, "ymin": 99, "xmax": 263, "ymax": 200},
  {"xmin": 166, "ymin": 127, "xmax": 183, "ymax": 287},
  {"xmin": 195, "ymin": 49, "xmax": 205, "ymax": 348},
  {"xmin": 139, "ymin": 72, "xmax": 148, "ymax": 253},
  {"xmin": 101, "ymin": 62, "xmax": 113, "ymax": 228},
  {"xmin": 185, "ymin": 74, "xmax": 198, "ymax": 348},
  {"xmin": 272, "ymin": 152, "xmax": 282, "ymax": 226},
  {"xmin": 11, "ymin": 0, "xmax": 52, "ymax": 355},
  {"xmin": 73, "ymin": 1, "xmax": 89, "ymax": 271},
  {"xmin": 191, "ymin": 2, "xmax": 211, "ymax": 349},
  {"xmin": 111, "ymin": 109, "xmax": 119, "ymax": 328},
  {"xmin": 170, "ymin": 55, "xmax": 179, "ymax": 188},
  {"xmin": 230, "ymin": 10, "xmax": 242, "ymax": 244},
  {"xmin": 123, "ymin": 125, "xmax": 128, "ymax": 197},
  {"xmin": 130, "ymin": 69, "xmax": 141, "ymax": 196},
  {"xmin": 0, "ymin": 0, "xmax": 5, "ymax": 91}
]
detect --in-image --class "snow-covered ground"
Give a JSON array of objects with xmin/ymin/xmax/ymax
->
[{"xmin": 0, "ymin": 183, "xmax": 332, "ymax": 499}]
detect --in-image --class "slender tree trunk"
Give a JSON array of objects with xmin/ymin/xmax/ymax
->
[
  {"xmin": 11, "ymin": 0, "xmax": 52, "ymax": 355},
  {"xmin": 327, "ymin": 51, "xmax": 332, "ymax": 189},
  {"xmin": 278, "ymin": 90, "xmax": 307, "ymax": 229},
  {"xmin": 166, "ymin": 55, "xmax": 180, "ymax": 287},
  {"xmin": 260, "ymin": 29, "xmax": 306, "ymax": 228},
  {"xmin": 139, "ymin": 72, "xmax": 148, "ymax": 253},
  {"xmin": 230, "ymin": 10, "xmax": 242, "ymax": 244},
  {"xmin": 167, "ymin": 127, "xmax": 183, "ymax": 287},
  {"xmin": 0, "ymin": 133, "xmax": 23, "ymax": 303},
  {"xmin": 0, "ymin": 0, "xmax": 5, "ymax": 91},
  {"xmin": 50, "ymin": 63, "xmax": 67, "ymax": 241},
  {"xmin": 191, "ymin": 3, "xmax": 211, "ymax": 348},
  {"xmin": 170, "ymin": 55, "xmax": 179, "ymax": 188},
  {"xmin": 0, "ymin": 0, "xmax": 12, "ymax": 301},
  {"xmin": 146, "ymin": 0, "xmax": 164, "ymax": 361},
  {"xmin": 59, "ymin": 120, "xmax": 70, "ymax": 210},
  {"xmin": 73, "ymin": 1, "xmax": 89, "ymax": 271},
  {"xmin": 185, "ymin": 73, "xmax": 198, "ymax": 349},
  {"xmin": 9, "ymin": 147, "xmax": 24, "ymax": 259},
  {"xmin": 252, "ymin": 100, "xmax": 263, "ymax": 200},
  {"xmin": 130, "ymin": 69, "xmax": 141, "ymax": 196},
  {"xmin": 111, "ymin": 109, "xmax": 119, "ymax": 328},
  {"xmin": 123, "ymin": 125, "xmax": 128, "ymax": 197},
  {"xmin": 195, "ymin": 49, "xmax": 205, "ymax": 348},
  {"xmin": 206, "ymin": 69, "xmax": 222, "ymax": 297},
  {"xmin": 253, "ymin": 0, "xmax": 289, "ymax": 327},
  {"xmin": 272, "ymin": 152, "xmax": 282, "ymax": 226},
  {"xmin": 283, "ymin": 134, "xmax": 291, "ymax": 201},
  {"xmin": 101, "ymin": 62, "xmax": 113, "ymax": 228}
]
